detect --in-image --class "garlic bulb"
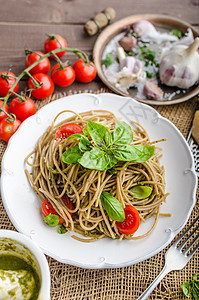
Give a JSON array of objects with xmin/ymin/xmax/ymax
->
[
  {"xmin": 159, "ymin": 38, "xmax": 199, "ymax": 89},
  {"xmin": 133, "ymin": 20, "xmax": 178, "ymax": 44}
]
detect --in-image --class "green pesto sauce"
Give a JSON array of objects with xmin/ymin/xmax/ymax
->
[{"xmin": 0, "ymin": 255, "xmax": 40, "ymax": 300}]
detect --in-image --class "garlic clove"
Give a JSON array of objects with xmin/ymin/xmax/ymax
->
[
  {"xmin": 118, "ymin": 36, "xmax": 137, "ymax": 51},
  {"xmin": 143, "ymin": 80, "xmax": 164, "ymax": 100}
]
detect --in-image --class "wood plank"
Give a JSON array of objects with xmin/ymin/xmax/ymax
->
[{"xmin": 0, "ymin": 0, "xmax": 198, "ymax": 25}]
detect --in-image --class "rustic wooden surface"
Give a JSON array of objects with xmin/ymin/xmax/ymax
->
[{"xmin": 0, "ymin": 1, "xmax": 198, "ymax": 299}]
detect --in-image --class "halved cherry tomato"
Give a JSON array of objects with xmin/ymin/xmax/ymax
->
[
  {"xmin": 73, "ymin": 59, "xmax": 97, "ymax": 83},
  {"xmin": 0, "ymin": 100, "xmax": 9, "ymax": 121},
  {"xmin": 55, "ymin": 123, "xmax": 83, "ymax": 141},
  {"xmin": 0, "ymin": 72, "xmax": 19, "ymax": 97},
  {"xmin": 42, "ymin": 196, "xmax": 74, "ymax": 225},
  {"xmin": 51, "ymin": 63, "xmax": 75, "ymax": 87},
  {"xmin": 0, "ymin": 117, "xmax": 21, "ymax": 142},
  {"xmin": 28, "ymin": 73, "xmax": 54, "ymax": 100},
  {"xmin": 116, "ymin": 205, "xmax": 140, "ymax": 235},
  {"xmin": 25, "ymin": 51, "xmax": 50, "ymax": 75},
  {"xmin": 9, "ymin": 97, "xmax": 36, "ymax": 122},
  {"xmin": 44, "ymin": 34, "xmax": 67, "ymax": 59}
]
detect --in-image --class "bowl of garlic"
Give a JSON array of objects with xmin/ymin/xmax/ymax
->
[{"xmin": 93, "ymin": 14, "xmax": 199, "ymax": 105}]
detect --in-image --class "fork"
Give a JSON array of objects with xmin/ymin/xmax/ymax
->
[{"xmin": 137, "ymin": 216, "xmax": 199, "ymax": 300}]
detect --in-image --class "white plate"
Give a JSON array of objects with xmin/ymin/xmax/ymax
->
[{"xmin": 1, "ymin": 93, "xmax": 197, "ymax": 269}]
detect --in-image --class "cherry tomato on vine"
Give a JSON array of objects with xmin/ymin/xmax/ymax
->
[
  {"xmin": 73, "ymin": 59, "xmax": 97, "ymax": 83},
  {"xmin": 0, "ymin": 72, "xmax": 19, "ymax": 97},
  {"xmin": 55, "ymin": 123, "xmax": 83, "ymax": 141},
  {"xmin": 51, "ymin": 63, "xmax": 75, "ymax": 87},
  {"xmin": 28, "ymin": 73, "xmax": 54, "ymax": 100},
  {"xmin": 116, "ymin": 205, "xmax": 140, "ymax": 235},
  {"xmin": 0, "ymin": 100, "xmax": 9, "ymax": 121},
  {"xmin": 0, "ymin": 117, "xmax": 21, "ymax": 142},
  {"xmin": 25, "ymin": 51, "xmax": 50, "ymax": 75},
  {"xmin": 9, "ymin": 97, "xmax": 36, "ymax": 122},
  {"xmin": 42, "ymin": 195, "xmax": 74, "ymax": 224},
  {"xmin": 44, "ymin": 34, "xmax": 67, "ymax": 59}
]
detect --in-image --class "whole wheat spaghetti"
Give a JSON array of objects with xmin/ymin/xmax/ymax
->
[{"xmin": 25, "ymin": 110, "xmax": 169, "ymax": 242}]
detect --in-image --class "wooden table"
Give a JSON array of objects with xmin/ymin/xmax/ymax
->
[{"xmin": 0, "ymin": 1, "xmax": 198, "ymax": 299}]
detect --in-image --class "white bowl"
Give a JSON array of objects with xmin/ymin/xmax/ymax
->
[{"xmin": 0, "ymin": 230, "xmax": 51, "ymax": 300}]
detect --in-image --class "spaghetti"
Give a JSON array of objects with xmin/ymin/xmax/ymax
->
[{"xmin": 25, "ymin": 110, "xmax": 169, "ymax": 242}]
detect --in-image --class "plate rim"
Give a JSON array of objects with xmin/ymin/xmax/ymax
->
[
  {"xmin": 93, "ymin": 14, "xmax": 199, "ymax": 106},
  {"xmin": 1, "ymin": 93, "xmax": 198, "ymax": 269}
]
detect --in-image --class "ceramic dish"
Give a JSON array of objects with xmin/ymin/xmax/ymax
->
[
  {"xmin": 1, "ymin": 93, "xmax": 197, "ymax": 269},
  {"xmin": 93, "ymin": 14, "xmax": 199, "ymax": 105}
]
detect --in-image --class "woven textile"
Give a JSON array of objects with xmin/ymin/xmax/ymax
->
[{"xmin": 0, "ymin": 90, "xmax": 198, "ymax": 300}]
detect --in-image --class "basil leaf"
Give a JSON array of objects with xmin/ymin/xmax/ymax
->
[
  {"xmin": 65, "ymin": 133, "xmax": 92, "ymax": 152},
  {"xmin": 65, "ymin": 133, "xmax": 84, "ymax": 141},
  {"xmin": 62, "ymin": 145, "xmax": 83, "ymax": 164},
  {"xmin": 78, "ymin": 147, "xmax": 116, "ymax": 171},
  {"xmin": 101, "ymin": 52, "xmax": 114, "ymax": 67},
  {"xmin": 171, "ymin": 28, "xmax": 182, "ymax": 38},
  {"xmin": 83, "ymin": 127, "xmax": 90, "ymax": 137},
  {"xmin": 193, "ymin": 274, "xmax": 199, "ymax": 282},
  {"xmin": 100, "ymin": 192, "xmax": 125, "ymax": 222},
  {"xmin": 59, "ymin": 224, "xmax": 67, "ymax": 234},
  {"xmin": 130, "ymin": 186, "xmax": 152, "ymax": 199},
  {"xmin": 112, "ymin": 145, "xmax": 139, "ymax": 161},
  {"xmin": 182, "ymin": 282, "xmax": 191, "ymax": 298},
  {"xmin": 44, "ymin": 214, "xmax": 59, "ymax": 227},
  {"xmin": 111, "ymin": 121, "xmax": 133, "ymax": 145},
  {"xmin": 86, "ymin": 120, "xmax": 112, "ymax": 148},
  {"xmin": 192, "ymin": 286, "xmax": 199, "ymax": 300},
  {"xmin": 194, "ymin": 282, "xmax": 199, "ymax": 291},
  {"xmin": 132, "ymin": 144, "xmax": 155, "ymax": 162}
]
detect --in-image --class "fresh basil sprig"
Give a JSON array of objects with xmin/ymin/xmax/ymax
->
[
  {"xmin": 100, "ymin": 192, "xmax": 125, "ymax": 222},
  {"xmin": 130, "ymin": 186, "xmax": 152, "ymax": 199},
  {"xmin": 62, "ymin": 120, "xmax": 155, "ymax": 171},
  {"xmin": 182, "ymin": 273, "xmax": 199, "ymax": 299},
  {"xmin": 43, "ymin": 214, "xmax": 59, "ymax": 227}
]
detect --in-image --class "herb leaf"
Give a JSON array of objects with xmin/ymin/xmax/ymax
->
[
  {"xmin": 86, "ymin": 120, "xmax": 112, "ymax": 148},
  {"xmin": 65, "ymin": 133, "xmax": 92, "ymax": 152},
  {"xmin": 130, "ymin": 186, "xmax": 152, "ymax": 199},
  {"xmin": 171, "ymin": 29, "xmax": 182, "ymax": 38},
  {"xmin": 44, "ymin": 214, "xmax": 59, "ymax": 227},
  {"xmin": 62, "ymin": 145, "xmax": 83, "ymax": 164},
  {"xmin": 132, "ymin": 144, "xmax": 155, "ymax": 162},
  {"xmin": 192, "ymin": 286, "xmax": 199, "ymax": 300},
  {"xmin": 59, "ymin": 224, "xmax": 67, "ymax": 234},
  {"xmin": 101, "ymin": 52, "xmax": 114, "ymax": 67},
  {"xmin": 100, "ymin": 192, "xmax": 125, "ymax": 222},
  {"xmin": 111, "ymin": 121, "xmax": 133, "ymax": 145},
  {"xmin": 112, "ymin": 145, "xmax": 139, "ymax": 161},
  {"xmin": 182, "ymin": 282, "xmax": 191, "ymax": 298},
  {"xmin": 79, "ymin": 147, "xmax": 117, "ymax": 171}
]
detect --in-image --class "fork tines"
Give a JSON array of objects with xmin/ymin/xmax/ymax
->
[{"xmin": 173, "ymin": 216, "xmax": 199, "ymax": 258}]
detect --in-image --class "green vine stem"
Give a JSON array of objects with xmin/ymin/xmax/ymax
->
[{"xmin": 0, "ymin": 46, "xmax": 91, "ymax": 120}]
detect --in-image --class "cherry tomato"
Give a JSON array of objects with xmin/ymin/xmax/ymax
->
[
  {"xmin": 116, "ymin": 205, "xmax": 140, "ymax": 235},
  {"xmin": 73, "ymin": 59, "xmax": 97, "ymax": 83},
  {"xmin": 9, "ymin": 97, "xmax": 36, "ymax": 122},
  {"xmin": 51, "ymin": 63, "xmax": 75, "ymax": 87},
  {"xmin": 55, "ymin": 123, "xmax": 83, "ymax": 141},
  {"xmin": 0, "ymin": 100, "xmax": 9, "ymax": 121},
  {"xmin": 42, "ymin": 195, "xmax": 74, "ymax": 224},
  {"xmin": 44, "ymin": 34, "xmax": 67, "ymax": 59},
  {"xmin": 28, "ymin": 73, "xmax": 54, "ymax": 100},
  {"xmin": 0, "ymin": 117, "xmax": 21, "ymax": 142},
  {"xmin": 0, "ymin": 72, "xmax": 19, "ymax": 97},
  {"xmin": 25, "ymin": 51, "xmax": 50, "ymax": 75}
]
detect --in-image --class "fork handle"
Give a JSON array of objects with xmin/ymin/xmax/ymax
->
[{"xmin": 137, "ymin": 264, "xmax": 171, "ymax": 300}]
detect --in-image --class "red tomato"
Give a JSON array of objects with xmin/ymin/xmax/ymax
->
[
  {"xmin": 73, "ymin": 59, "xmax": 97, "ymax": 83},
  {"xmin": 55, "ymin": 123, "xmax": 83, "ymax": 141},
  {"xmin": 42, "ymin": 196, "xmax": 74, "ymax": 224},
  {"xmin": 44, "ymin": 34, "xmax": 67, "ymax": 59},
  {"xmin": 0, "ymin": 100, "xmax": 9, "ymax": 121},
  {"xmin": 0, "ymin": 72, "xmax": 19, "ymax": 97},
  {"xmin": 0, "ymin": 117, "xmax": 21, "ymax": 142},
  {"xmin": 28, "ymin": 73, "xmax": 54, "ymax": 100},
  {"xmin": 51, "ymin": 63, "xmax": 75, "ymax": 87},
  {"xmin": 9, "ymin": 97, "xmax": 36, "ymax": 122},
  {"xmin": 116, "ymin": 205, "xmax": 140, "ymax": 235},
  {"xmin": 25, "ymin": 51, "xmax": 50, "ymax": 75}
]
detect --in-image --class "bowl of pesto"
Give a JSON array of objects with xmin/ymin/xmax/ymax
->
[{"xmin": 0, "ymin": 230, "xmax": 50, "ymax": 300}]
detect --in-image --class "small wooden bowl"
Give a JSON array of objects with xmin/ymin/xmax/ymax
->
[{"xmin": 93, "ymin": 14, "xmax": 199, "ymax": 105}]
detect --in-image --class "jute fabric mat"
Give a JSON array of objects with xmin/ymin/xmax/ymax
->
[{"xmin": 0, "ymin": 89, "xmax": 198, "ymax": 300}]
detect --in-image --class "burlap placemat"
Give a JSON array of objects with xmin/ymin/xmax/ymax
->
[{"xmin": 0, "ymin": 89, "xmax": 198, "ymax": 300}]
